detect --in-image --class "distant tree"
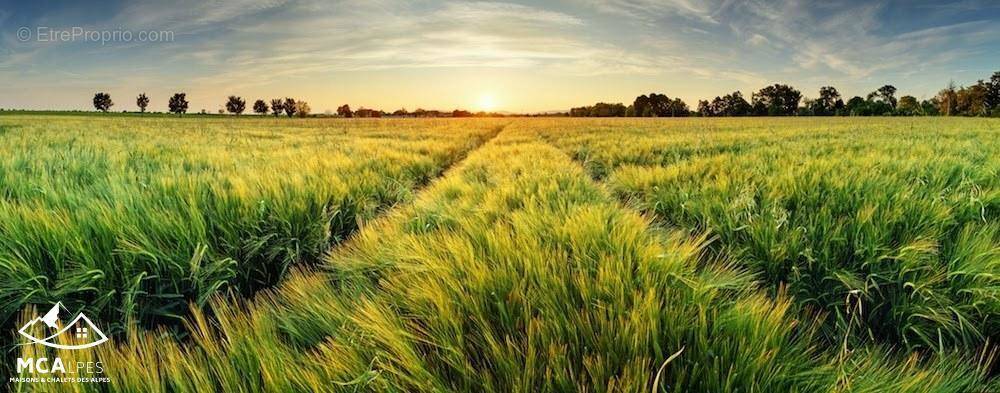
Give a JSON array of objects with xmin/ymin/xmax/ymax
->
[
  {"xmin": 935, "ymin": 82, "xmax": 959, "ymax": 116},
  {"xmin": 710, "ymin": 91, "xmax": 752, "ymax": 116},
  {"xmin": 956, "ymin": 82, "xmax": 988, "ymax": 116},
  {"xmin": 569, "ymin": 106, "xmax": 590, "ymax": 117},
  {"xmin": 93, "ymin": 92, "xmax": 113, "ymax": 112},
  {"xmin": 295, "ymin": 100, "xmax": 310, "ymax": 118},
  {"xmin": 269, "ymin": 99, "xmax": 284, "ymax": 117},
  {"xmin": 283, "ymin": 98, "xmax": 297, "ymax": 117},
  {"xmin": 632, "ymin": 93, "xmax": 687, "ymax": 117},
  {"xmin": 845, "ymin": 96, "xmax": 868, "ymax": 116},
  {"xmin": 252, "ymin": 99, "xmax": 269, "ymax": 115},
  {"xmin": 669, "ymin": 98, "xmax": 689, "ymax": 116},
  {"xmin": 986, "ymin": 71, "xmax": 1000, "ymax": 114},
  {"xmin": 225, "ymin": 96, "xmax": 246, "ymax": 115},
  {"xmin": 136, "ymin": 93, "xmax": 150, "ymax": 113},
  {"xmin": 813, "ymin": 86, "xmax": 844, "ymax": 115},
  {"xmin": 168, "ymin": 93, "xmax": 189, "ymax": 115},
  {"xmin": 625, "ymin": 105, "xmax": 636, "ymax": 117},
  {"xmin": 337, "ymin": 104, "xmax": 353, "ymax": 118},
  {"xmin": 697, "ymin": 100, "xmax": 713, "ymax": 116},
  {"xmin": 752, "ymin": 84, "xmax": 801, "ymax": 115},
  {"xmin": 867, "ymin": 85, "xmax": 898, "ymax": 110},
  {"xmin": 590, "ymin": 102, "xmax": 627, "ymax": 117},
  {"xmin": 920, "ymin": 98, "xmax": 940, "ymax": 116},
  {"xmin": 355, "ymin": 108, "xmax": 381, "ymax": 118},
  {"xmin": 896, "ymin": 96, "xmax": 919, "ymax": 116},
  {"xmin": 632, "ymin": 95, "xmax": 651, "ymax": 117},
  {"xmin": 798, "ymin": 98, "xmax": 816, "ymax": 116},
  {"xmin": 392, "ymin": 108, "xmax": 409, "ymax": 117},
  {"xmin": 569, "ymin": 103, "xmax": 626, "ymax": 117},
  {"xmin": 452, "ymin": 109, "xmax": 473, "ymax": 117},
  {"xmin": 727, "ymin": 92, "xmax": 751, "ymax": 116},
  {"xmin": 867, "ymin": 100, "xmax": 893, "ymax": 116}
]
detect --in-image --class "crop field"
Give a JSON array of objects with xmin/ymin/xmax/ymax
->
[{"xmin": 2, "ymin": 115, "xmax": 998, "ymax": 392}]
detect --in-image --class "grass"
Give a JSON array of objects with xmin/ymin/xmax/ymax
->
[
  {"xmin": 0, "ymin": 115, "xmax": 504, "ymax": 335},
  {"xmin": 4, "ymin": 116, "xmax": 999, "ymax": 391},
  {"xmin": 538, "ymin": 117, "xmax": 999, "ymax": 352}
]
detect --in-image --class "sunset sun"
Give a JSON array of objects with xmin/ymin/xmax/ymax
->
[{"xmin": 477, "ymin": 94, "xmax": 497, "ymax": 111}]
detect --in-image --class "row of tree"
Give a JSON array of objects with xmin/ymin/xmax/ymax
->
[
  {"xmin": 571, "ymin": 70, "xmax": 1000, "ymax": 117},
  {"xmin": 93, "ymin": 93, "xmax": 313, "ymax": 117},
  {"xmin": 91, "ymin": 93, "xmax": 498, "ymax": 118}
]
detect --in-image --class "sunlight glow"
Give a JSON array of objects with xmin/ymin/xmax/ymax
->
[{"xmin": 477, "ymin": 94, "xmax": 497, "ymax": 111}]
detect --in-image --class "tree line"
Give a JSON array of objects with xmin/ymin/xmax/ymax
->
[
  {"xmin": 92, "ymin": 93, "xmax": 313, "ymax": 117},
  {"xmin": 570, "ymin": 70, "xmax": 1000, "ymax": 117},
  {"xmin": 89, "ymin": 93, "xmax": 507, "ymax": 118}
]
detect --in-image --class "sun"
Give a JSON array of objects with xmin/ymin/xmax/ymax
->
[{"xmin": 477, "ymin": 94, "xmax": 497, "ymax": 111}]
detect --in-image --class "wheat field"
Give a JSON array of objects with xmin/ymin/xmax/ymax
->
[{"xmin": 2, "ymin": 115, "xmax": 998, "ymax": 392}]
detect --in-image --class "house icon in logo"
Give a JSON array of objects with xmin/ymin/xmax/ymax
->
[{"xmin": 18, "ymin": 303, "xmax": 108, "ymax": 350}]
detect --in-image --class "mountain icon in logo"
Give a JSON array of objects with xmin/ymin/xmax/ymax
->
[{"xmin": 18, "ymin": 303, "xmax": 108, "ymax": 350}]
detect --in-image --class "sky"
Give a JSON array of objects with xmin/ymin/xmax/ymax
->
[{"xmin": 0, "ymin": 0, "xmax": 998, "ymax": 113}]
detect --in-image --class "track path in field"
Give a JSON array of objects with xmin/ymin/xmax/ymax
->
[
  {"xmin": 312, "ymin": 122, "xmax": 508, "ymax": 258},
  {"xmin": 251, "ymin": 123, "xmax": 509, "ymax": 293}
]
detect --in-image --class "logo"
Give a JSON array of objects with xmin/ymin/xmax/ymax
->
[{"xmin": 17, "ymin": 303, "xmax": 108, "ymax": 350}]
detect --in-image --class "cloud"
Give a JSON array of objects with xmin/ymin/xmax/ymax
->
[
  {"xmin": 152, "ymin": 1, "xmax": 609, "ymax": 89},
  {"xmin": 727, "ymin": 0, "xmax": 999, "ymax": 79},
  {"xmin": 579, "ymin": 0, "xmax": 727, "ymax": 24},
  {"xmin": 746, "ymin": 33, "xmax": 769, "ymax": 46}
]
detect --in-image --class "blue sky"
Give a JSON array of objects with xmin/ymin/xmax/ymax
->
[{"xmin": 1, "ymin": 0, "xmax": 998, "ymax": 113}]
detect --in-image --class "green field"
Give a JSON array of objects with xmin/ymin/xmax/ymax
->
[{"xmin": 2, "ymin": 115, "xmax": 998, "ymax": 392}]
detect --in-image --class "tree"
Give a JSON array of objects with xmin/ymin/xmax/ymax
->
[
  {"xmin": 727, "ymin": 92, "xmax": 752, "ymax": 116},
  {"xmin": 697, "ymin": 100, "xmax": 713, "ymax": 116},
  {"xmin": 253, "ymin": 99, "xmax": 269, "ymax": 115},
  {"xmin": 935, "ymin": 82, "xmax": 958, "ymax": 116},
  {"xmin": 813, "ymin": 86, "xmax": 844, "ymax": 115},
  {"xmin": 669, "ymin": 98, "xmax": 689, "ymax": 116},
  {"xmin": 355, "ymin": 108, "xmax": 381, "ymax": 118},
  {"xmin": 295, "ymin": 100, "xmax": 310, "ymax": 118},
  {"xmin": 625, "ymin": 105, "xmax": 636, "ymax": 117},
  {"xmin": 956, "ymin": 82, "xmax": 988, "ymax": 116},
  {"xmin": 168, "ymin": 93, "xmax": 189, "ymax": 115},
  {"xmin": 632, "ymin": 93, "xmax": 687, "ymax": 117},
  {"xmin": 920, "ymin": 98, "xmax": 940, "ymax": 116},
  {"xmin": 752, "ymin": 84, "xmax": 801, "ymax": 116},
  {"xmin": 337, "ymin": 104, "xmax": 353, "ymax": 118},
  {"xmin": 845, "ymin": 96, "xmax": 869, "ymax": 116},
  {"xmin": 596, "ymin": 103, "xmax": 627, "ymax": 117},
  {"xmin": 985, "ymin": 71, "xmax": 1000, "ymax": 114},
  {"xmin": 225, "ymin": 96, "xmax": 246, "ymax": 115},
  {"xmin": 270, "ymin": 99, "xmax": 284, "ymax": 117},
  {"xmin": 896, "ymin": 96, "xmax": 919, "ymax": 116},
  {"xmin": 570, "ymin": 103, "xmax": 626, "ymax": 117},
  {"xmin": 93, "ymin": 92, "xmax": 113, "ymax": 112},
  {"xmin": 569, "ymin": 106, "xmax": 590, "ymax": 117},
  {"xmin": 867, "ymin": 85, "xmax": 898, "ymax": 110},
  {"xmin": 392, "ymin": 108, "xmax": 409, "ymax": 117},
  {"xmin": 632, "ymin": 95, "xmax": 651, "ymax": 117},
  {"xmin": 136, "ymin": 93, "xmax": 149, "ymax": 113},
  {"xmin": 283, "ymin": 98, "xmax": 297, "ymax": 117},
  {"xmin": 709, "ymin": 91, "xmax": 752, "ymax": 116}
]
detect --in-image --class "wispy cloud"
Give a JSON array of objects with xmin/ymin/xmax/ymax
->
[{"xmin": 579, "ymin": 0, "xmax": 729, "ymax": 24}]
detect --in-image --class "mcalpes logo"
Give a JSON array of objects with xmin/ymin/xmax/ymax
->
[
  {"xmin": 11, "ymin": 303, "xmax": 111, "ymax": 385},
  {"xmin": 18, "ymin": 302, "xmax": 108, "ymax": 350}
]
